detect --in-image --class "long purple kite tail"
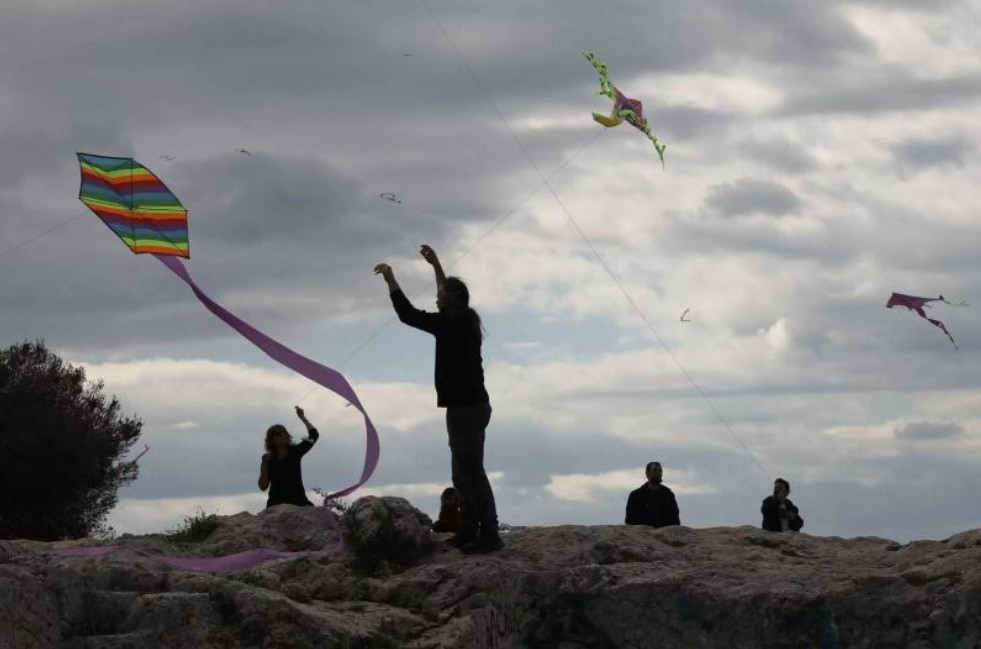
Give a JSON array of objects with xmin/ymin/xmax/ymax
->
[
  {"xmin": 155, "ymin": 255, "xmax": 380, "ymax": 498},
  {"xmin": 53, "ymin": 257, "xmax": 380, "ymax": 571}
]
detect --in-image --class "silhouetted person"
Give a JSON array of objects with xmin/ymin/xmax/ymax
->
[
  {"xmin": 375, "ymin": 245, "xmax": 502, "ymax": 554},
  {"xmin": 762, "ymin": 478, "xmax": 803, "ymax": 532},
  {"xmin": 258, "ymin": 407, "xmax": 320, "ymax": 508},
  {"xmin": 625, "ymin": 461, "xmax": 681, "ymax": 528},
  {"xmin": 432, "ymin": 487, "xmax": 463, "ymax": 534}
]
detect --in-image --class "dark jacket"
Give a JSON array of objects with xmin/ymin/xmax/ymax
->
[
  {"xmin": 761, "ymin": 496, "xmax": 803, "ymax": 532},
  {"xmin": 264, "ymin": 429, "xmax": 319, "ymax": 508},
  {"xmin": 625, "ymin": 483, "xmax": 681, "ymax": 528},
  {"xmin": 390, "ymin": 289, "xmax": 490, "ymax": 408}
]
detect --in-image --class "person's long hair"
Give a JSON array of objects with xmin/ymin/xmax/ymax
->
[
  {"xmin": 442, "ymin": 276, "xmax": 484, "ymax": 339},
  {"xmin": 265, "ymin": 424, "xmax": 293, "ymax": 453}
]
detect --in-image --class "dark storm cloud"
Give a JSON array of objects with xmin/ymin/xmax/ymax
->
[{"xmin": 704, "ymin": 178, "xmax": 802, "ymax": 217}]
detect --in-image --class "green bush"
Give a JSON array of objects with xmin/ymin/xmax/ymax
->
[{"xmin": 164, "ymin": 509, "xmax": 220, "ymax": 543}]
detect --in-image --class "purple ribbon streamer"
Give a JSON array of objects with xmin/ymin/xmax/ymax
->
[{"xmin": 52, "ymin": 256, "xmax": 380, "ymax": 571}]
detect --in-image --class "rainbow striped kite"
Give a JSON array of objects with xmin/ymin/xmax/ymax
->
[{"xmin": 77, "ymin": 153, "xmax": 189, "ymax": 258}]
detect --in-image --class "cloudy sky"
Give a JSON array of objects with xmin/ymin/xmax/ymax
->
[{"xmin": 2, "ymin": 0, "xmax": 981, "ymax": 542}]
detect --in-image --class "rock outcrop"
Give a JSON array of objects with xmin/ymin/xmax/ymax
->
[{"xmin": 3, "ymin": 497, "xmax": 981, "ymax": 648}]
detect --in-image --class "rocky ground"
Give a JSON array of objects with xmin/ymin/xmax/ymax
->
[{"xmin": 3, "ymin": 496, "xmax": 981, "ymax": 648}]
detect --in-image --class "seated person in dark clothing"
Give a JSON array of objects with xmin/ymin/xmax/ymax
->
[
  {"xmin": 258, "ymin": 406, "xmax": 320, "ymax": 508},
  {"xmin": 761, "ymin": 477, "xmax": 803, "ymax": 532},
  {"xmin": 432, "ymin": 487, "xmax": 463, "ymax": 533},
  {"xmin": 625, "ymin": 461, "xmax": 681, "ymax": 528}
]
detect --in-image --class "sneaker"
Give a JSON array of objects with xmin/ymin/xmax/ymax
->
[{"xmin": 461, "ymin": 534, "xmax": 505, "ymax": 555}]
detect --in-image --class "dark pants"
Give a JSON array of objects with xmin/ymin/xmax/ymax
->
[{"xmin": 446, "ymin": 403, "xmax": 498, "ymax": 536}]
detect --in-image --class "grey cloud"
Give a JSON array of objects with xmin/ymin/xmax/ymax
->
[
  {"xmin": 654, "ymin": 105, "xmax": 733, "ymax": 141},
  {"xmin": 742, "ymin": 138, "xmax": 820, "ymax": 174},
  {"xmin": 891, "ymin": 136, "xmax": 971, "ymax": 171},
  {"xmin": 841, "ymin": 0, "xmax": 958, "ymax": 10},
  {"xmin": 704, "ymin": 178, "xmax": 802, "ymax": 217},
  {"xmin": 895, "ymin": 421, "xmax": 965, "ymax": 441},
  {"xmin": 780, "ymin": 71, "xmax": 981, "ymax": 116},
  {"xmin": 176, "ymin": 154, "xmax": 364, "ymax": 245}
]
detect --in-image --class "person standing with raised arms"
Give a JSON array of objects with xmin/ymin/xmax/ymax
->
[{"xmin": 374, "ymin": 246, "xmax": 502, "ymax": 554}]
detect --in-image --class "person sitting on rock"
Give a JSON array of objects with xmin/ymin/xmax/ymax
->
[
  {"xmin": 432, "ymin": 487, "xmax": 463, "ymax": 534},
  {"xmin": 625, "ymin": 461, "xmax": 681, "ymax": 528},
  {"xmin": 258, "ymin": 406, "xmax": 320, "ymax": 508},
  {"xmin": 761, "ymin": 477, "xmax": 803, "ymax": 532}
]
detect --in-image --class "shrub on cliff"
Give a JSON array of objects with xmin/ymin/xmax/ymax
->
[{"xmin": 0, "ymin": 340, "xmax": 142, "ymax": 541}]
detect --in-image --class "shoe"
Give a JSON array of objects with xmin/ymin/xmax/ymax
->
[{"xmin": 461, "ymin": 534, "xmax": 505, "ymax": 555}]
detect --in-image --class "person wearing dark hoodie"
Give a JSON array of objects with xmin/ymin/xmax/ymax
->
[
  {"xmin": 258, "ymin": 407, "xmax": 320, "ymax": 508},
  {"xmin": 761, "ymin": 477, "xmax": 803, "ymax": 532},
  {"xmin": 374, "ymin": 245, "xmax": 502, "ymax": 554},
  {"xmin": 625, "ymin": 461, "xmax": 681, "ymax": 528}
]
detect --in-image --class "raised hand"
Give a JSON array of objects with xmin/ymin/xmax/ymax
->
[
  {"xmin": 374, "ymin": 263, "xmax": 394, "ymax": 281},
  {"xmin": 419, "ymin": 245, "xmax": 439, "ymax": 266}
]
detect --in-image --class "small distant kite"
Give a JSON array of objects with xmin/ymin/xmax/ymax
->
[
  {"xmin": 583, "ymin": 51, "xmax": 666, "ymax": 166},
  {"xmin": 236, "ymin": 148, "xmax": 252, "ymax": 156},
  {"xmin": 886, "ymin": 293, "xmax": 967, "ymax": 349},
  {"xmin": 159, "ymin": 155, "xmax": 176, "ymax": 162},
  {"xmin": 680, "ymin": 308, "xmax": 691, "ymax": 322},
  {"xmin": 378, "ymin": 192, "xmax": 402, "ymax": 204}
]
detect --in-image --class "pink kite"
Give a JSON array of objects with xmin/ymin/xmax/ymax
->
[{"xmin": 886, "ymin": 293, "xmax": 967, "ymax": 349}]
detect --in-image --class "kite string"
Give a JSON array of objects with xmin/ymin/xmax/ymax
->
[
  {"xmin": 0, "ymin": 213, "xmax": 88, "ymax": 263},
  {"xmin": 419, "ymin": 0, "xmax": 770, "ymax": 478}
]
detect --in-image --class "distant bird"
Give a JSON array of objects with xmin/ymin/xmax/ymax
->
[
  {"xmin": 680, "ymin": 308, "xmax": 691, "ymax": 322},
  {"xmin": 236, "ymin": 148, "xmax": 252, "ymax": 156}
]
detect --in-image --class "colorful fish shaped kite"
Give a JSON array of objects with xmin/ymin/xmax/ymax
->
[
  {"xmin": 70, "ymin": 153, "xmax": 380, "ymax": 572},
  {"xmin": 583, "ymin": 51, "xmax": 666, "ymax": 165},
  {"xmin": 886, "ymin": 293, "xmax": 967, "ymax": 349}
]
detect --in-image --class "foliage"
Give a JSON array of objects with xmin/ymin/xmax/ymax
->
[
  {"xmin": 311, "ymin": 488, "xmax": 351, "ymax": 516},
  {"xmin": 0, "ymin": 340, "xmax": 142, "ymax": 541},
  {"xmin": 164, "ymin": 509, "xmax": 220, "ymax": 544}
]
